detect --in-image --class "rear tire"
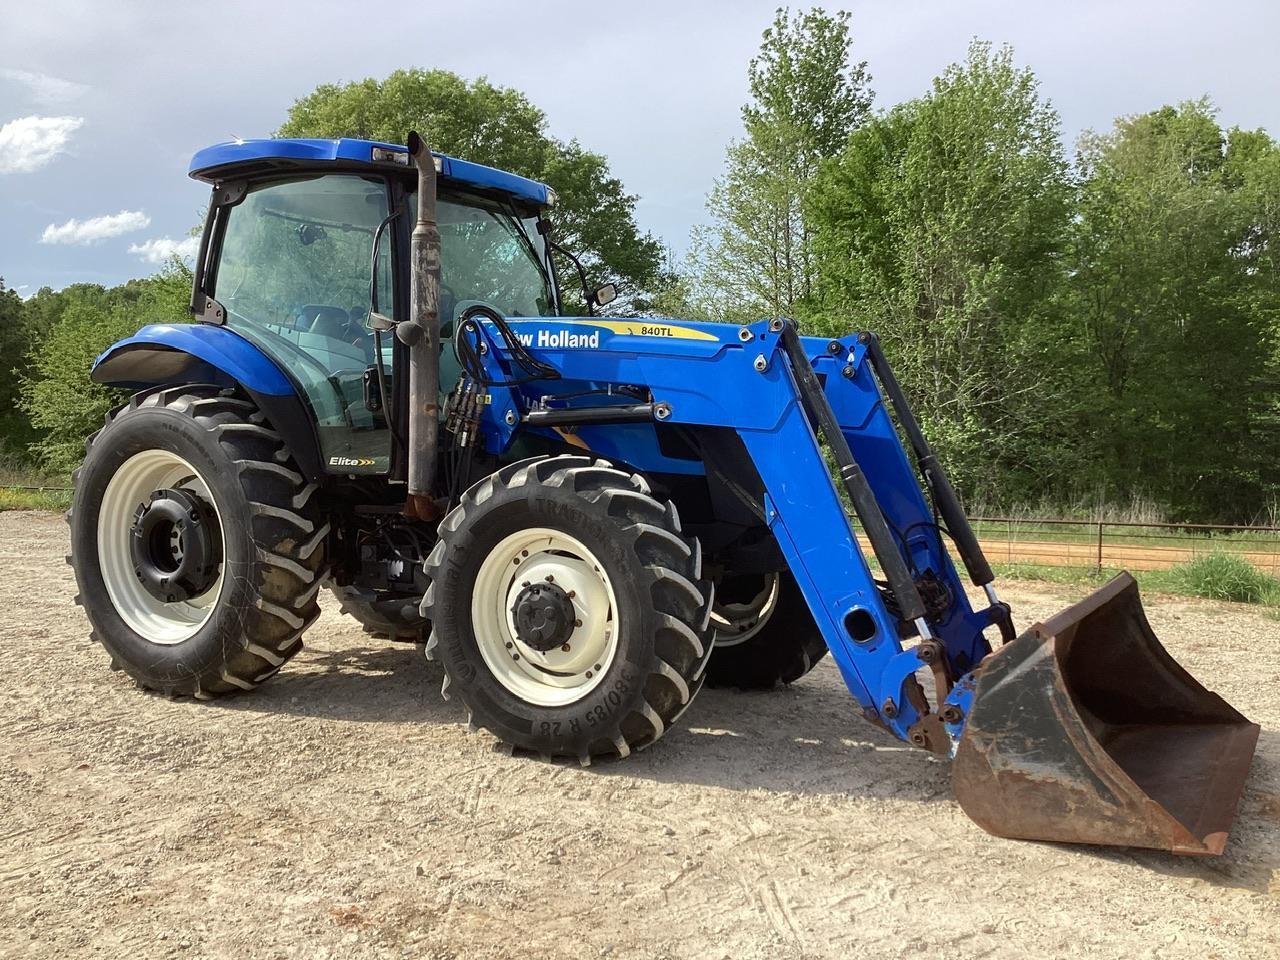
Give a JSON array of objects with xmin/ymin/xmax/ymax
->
[
  {"xmin": 326, "ymin": 582, "xmax": 430, "ymax": 642},
  {"xmin": 704, "ymin": 571, "xmax": 828, "ymax": 689},
  {"xmin": 69, "ymin": 385, "xmax": 327, "ymax": 697},
  {"xmin": 422, "ymin": 456, "xmax": 712, "ymax": 763}
]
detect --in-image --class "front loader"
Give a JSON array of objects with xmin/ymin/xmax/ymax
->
[{"xmin": 71, "ymin": 133, "xmax": 1259, "ymax": 855}]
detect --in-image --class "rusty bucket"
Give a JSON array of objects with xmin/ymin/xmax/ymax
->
[{"xmin": 953, "ymin": 572, "xmax": 1259, "ymax": 855}]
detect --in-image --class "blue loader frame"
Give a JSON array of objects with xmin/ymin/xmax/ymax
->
[{"xmin": 463, "ymin": 314, "xmax": 1013, "ymax": 752}]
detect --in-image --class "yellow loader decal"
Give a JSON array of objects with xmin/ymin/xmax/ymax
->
[{"xmin": 590, "ymin": 320, "xmax": 719, "ymax": 341}]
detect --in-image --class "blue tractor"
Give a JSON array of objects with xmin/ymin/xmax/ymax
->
[{"xmin": 71, "ymin": 134, "xmax": 1259, "ymax": 855}]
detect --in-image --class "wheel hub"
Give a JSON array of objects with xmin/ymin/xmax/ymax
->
[
  {"xmin": 129, "ymin": 488, "xmax": 222, "ymax": 603},
  {"xmin": 510, "ymin": 581, "xmax": 577, "ymax": 651}
]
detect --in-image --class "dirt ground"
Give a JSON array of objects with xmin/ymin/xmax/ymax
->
[{"xmin": 2, "ymin": 510, "xmax": 1277, "ymax": 960}]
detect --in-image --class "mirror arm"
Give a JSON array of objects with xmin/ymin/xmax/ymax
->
[{"xmin": 542, "ymin": 230, "xmax": 595, "ymax": 317}]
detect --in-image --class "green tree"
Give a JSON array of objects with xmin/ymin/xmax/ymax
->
[
  {"xmin": 278, "ymin": 69, "xmax": 663, "ymax": 313},
  {"xmin": 688, "ymin": 6, "xmax": 872, "ymax": 321},
  {"xmin": 21, "ymin": 269, "xmax": 190, "ymax": 472},
  {"xmin": 1069, "ymin": 102, "xmax": 1280, "ymax": 520},
  {"xmin": 0, "ymin": 277, "xmax": 36, "ymax": 456},
  {"xmin": 809, "ymin": 41, "xmax": 1075, "ymax": 501}
]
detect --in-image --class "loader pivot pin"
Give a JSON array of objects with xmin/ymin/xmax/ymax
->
[{"xmin": 511, "ymin": 582, "xmax": 577, "ymax": 652}]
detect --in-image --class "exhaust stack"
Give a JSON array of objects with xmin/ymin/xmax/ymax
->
[{"xmin": 401, "ymin": 131, "xmax": 442, "ymax": 520}]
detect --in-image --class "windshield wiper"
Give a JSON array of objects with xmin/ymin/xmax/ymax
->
[{"xmin": 495, "ymin": 206, "xmax": 554, "ymax": 305}]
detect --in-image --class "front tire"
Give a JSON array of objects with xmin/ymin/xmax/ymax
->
[
  {"xmin": 69, "ymin": 385, "xmax": 328, "ymax": 697},
  {"xmin": 422, "ymin": 456, "xmax": 712, "ymax": 763}
]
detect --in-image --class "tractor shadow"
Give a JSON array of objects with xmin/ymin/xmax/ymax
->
[
  {"xmin": 216, "ymin": 635, "xmax": 955, "ymax": 802},
  {"xmin": 211, "ymin": 637, "xmax": 1280, "ymax": 892},
  {"xmin": 601, "ymin": 681, "xmax": 957, "ymax": 805},
  {"xmin": 210, "ymin": 642, "xmax": 453, "ymax": 725}
]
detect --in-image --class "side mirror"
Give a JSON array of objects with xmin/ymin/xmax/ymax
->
[{"xmin": 590, "ymin": 283, "xmax": 618, "ymax": 310}]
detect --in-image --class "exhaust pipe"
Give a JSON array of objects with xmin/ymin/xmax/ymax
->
[{"xmin": 400, "ymin": 131, "xmax": 442, "ymax": 521}]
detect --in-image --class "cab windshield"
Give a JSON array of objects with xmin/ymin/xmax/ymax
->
[{"xmin": 429, "ymin": 188, "xmax": 558, "ymax": 322}]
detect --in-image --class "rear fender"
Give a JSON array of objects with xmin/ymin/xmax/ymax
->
[{"xmin": 91, "ymin": 323, "xmax": 325, "ymax": 480}]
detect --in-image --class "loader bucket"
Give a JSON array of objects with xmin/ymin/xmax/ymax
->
[{"xmin": 953, "ymin": 572, "xmax": 1259, "ymax": 855}]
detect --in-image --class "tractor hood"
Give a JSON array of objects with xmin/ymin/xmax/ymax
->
[{"xmin": 188, "ymin": 138, "xmax": 555, "ymax": 208}]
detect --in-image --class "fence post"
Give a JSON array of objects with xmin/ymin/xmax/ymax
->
[{"xmin": 1096, "ymin": 521, "xmax": 1104, "ymax": 573}]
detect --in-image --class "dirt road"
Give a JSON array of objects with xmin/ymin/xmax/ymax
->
[{"xmin": 2, "ymin": 510, "xmax": 1277, "ymax": 959}]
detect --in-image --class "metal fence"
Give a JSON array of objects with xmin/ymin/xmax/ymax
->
[{"xmin": 966, "ymin": 517, "xmax": 1280, "ymax": 574}]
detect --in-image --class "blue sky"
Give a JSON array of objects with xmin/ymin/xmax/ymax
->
[{"xmin": 2, "ymin": 0, "xmax": 1278, "ymax": 297}]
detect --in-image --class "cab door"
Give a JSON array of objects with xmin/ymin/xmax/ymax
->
[{"xmin": 210, "ymin": 174, "xmax": 398, "ymax": 474}]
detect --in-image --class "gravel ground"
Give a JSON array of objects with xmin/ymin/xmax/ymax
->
[{"xmin": 1, "ymin": 509, "xmax": 1277, "ymax": 960}]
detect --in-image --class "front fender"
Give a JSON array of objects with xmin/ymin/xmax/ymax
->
[
  {"xmin": 92, "ymin": 323, "xmax": 294, "ymax": 396},
  {"xmin": 91, "ymin": 323, "xmax": 328, "ymax": 481}
]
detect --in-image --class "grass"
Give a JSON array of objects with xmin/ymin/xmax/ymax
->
[
  {"xmin": 0, "ymin": 486, "xmax": 71, "ymax": 512},
  {"xmin": 0, "ymin": 445, "xmax": 72, "ymax": 512},
  {"xmin": 1169, "ymin": 551, "xmax": 1280, "ymax": 604},
  {"xmin": 993, "ymin": 554, "xmax": 1280, "ymax": 608}
]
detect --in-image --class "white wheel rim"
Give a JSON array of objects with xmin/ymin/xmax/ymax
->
[
  {"xmin": 97, "ymin": 450, "xmax": 225, "ymax": 645},
  {"xmin": 471, "ymin": 527, "xmax": 619, "ymax": 707},
  {"xmin": 710, "ymin": 573, "xmax": 780, "ymax": 648}
]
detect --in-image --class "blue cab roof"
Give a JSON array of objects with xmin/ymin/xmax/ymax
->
[{"xmin": 189, "ymin": 138, "xmax": 554, "ymax": 207}]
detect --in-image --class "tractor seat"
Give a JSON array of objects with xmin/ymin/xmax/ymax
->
[{"xmin": 299, "ymin": 304, "xmax": 358, "ymax": 340}]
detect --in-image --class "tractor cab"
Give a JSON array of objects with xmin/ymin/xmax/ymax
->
[{"xmin": 185, "ymin": 138, "xmax": 561, "ymax": 473}]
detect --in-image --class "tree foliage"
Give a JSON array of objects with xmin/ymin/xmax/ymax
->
[
  {"xmin": 799, "ymin": 43, "xmax": 1280, "ymax": 521},
  {"xmin": 8, "ymin": 31, "xmax": 1280, "ymax": 525},
  {"xmin": 278, "ymin": 68, "xmax": 663, "ymax": 312},
  {"xmin": 809, "ymin": 42, "xmax": 1074, "ymax": 499},
  {"xmin": 0, "ymin": 278, "xmax": 36, "ymax": 455},
  {"xmin": 20, "ymin": 270, "xmax": 190, "ymax": 472},
  {"xmin": 687, "ymin": 7, "xmax": 871, "ymax": 321},
  {"xmin": 1067, "ymin": 101, "xmax": 1280, "ymax": 518}
]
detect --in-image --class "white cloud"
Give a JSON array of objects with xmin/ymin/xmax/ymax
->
[
  {"xmin": 40, "ymin": 210, "xmax": 151, "ymax": 245},
  {"xmin": 129, "ymin": 236, "xmax": 201, "ymax": 264},
  {"xmin": 0, "ymin": 115, "xmax": 84, "ymax": 173},
  {"xmin": 1, "ymin": 68, "xmax": 88, "ymax": 105}
]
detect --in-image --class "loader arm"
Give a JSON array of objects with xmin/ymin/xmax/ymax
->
[
  {"xmin": 466, "ymin": 315, "xmax": 1000, "ymax": 748},
  {"xmin": 465, "ymin": 314, "xmax": 1258, "ymax": 854}
]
